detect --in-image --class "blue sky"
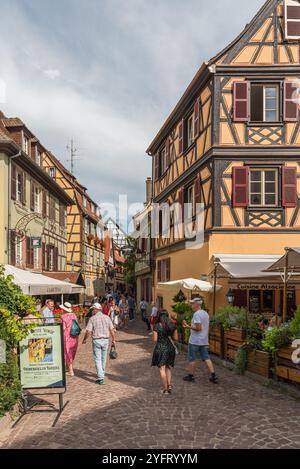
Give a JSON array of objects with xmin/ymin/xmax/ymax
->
[{"xmin": 0, "ymin": 0, "xmax": 264, "ymax": 211}]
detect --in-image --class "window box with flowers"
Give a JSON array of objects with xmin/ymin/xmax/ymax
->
[
  {"xmin": 94, "ymin": 237, "xmax": 102, "ymax": 247},
  {"xmin": 87, "ymin": 234, "xmax": 95, "ymax": 243}
]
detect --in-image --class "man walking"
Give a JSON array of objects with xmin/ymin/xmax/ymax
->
[
  {"xmin": 182, "ymin": 298, "xmax": 218, "ymax": 384},
  {"xmin": 42, "ymin": 299, "xmax": 55, "ymax": 324},
  {"xmin": 128, "ymin": 295, "xmax": 136, "ymax": 321},
  {"xmin": 82, "ymin": 303, "xmax": 116, "ymax": 385}
]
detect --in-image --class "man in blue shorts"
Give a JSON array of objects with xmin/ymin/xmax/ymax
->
[{"xmin": 182, "ymin": 298, "xmax": 218, "ymax": 384}]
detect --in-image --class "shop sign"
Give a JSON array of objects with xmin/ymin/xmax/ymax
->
[{"xmin": 230, "ymin": 283, "xmax": 298, "ymax": 291}]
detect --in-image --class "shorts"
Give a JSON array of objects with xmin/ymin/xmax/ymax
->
[{"xmin": 188, "ymin": 344, "xmax": 210, "ymax": 362}]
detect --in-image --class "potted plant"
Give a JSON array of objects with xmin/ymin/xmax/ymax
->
[{"xmin": 171, "ymin": 291, "xmax": 193, "ymax": 344}]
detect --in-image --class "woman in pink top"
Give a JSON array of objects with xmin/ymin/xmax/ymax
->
[{"xmin": 61, "ymin": 302, "xmax": 79, "ymax": 376}]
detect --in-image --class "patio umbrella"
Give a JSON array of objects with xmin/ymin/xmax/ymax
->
[{"xmin": 157, "ymin": 278, "xmax": 222, "ymax": 294}]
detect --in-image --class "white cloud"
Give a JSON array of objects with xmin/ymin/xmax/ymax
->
[{"xmin": 43, "ymin": 69, "xmax": 61, "ymax": 80}]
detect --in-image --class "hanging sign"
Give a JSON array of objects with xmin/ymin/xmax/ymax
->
[
  {"xmin": 19, "ymin": 323, "xmax": 65, "ymax": 389},
  {"xmin": 31, "ymin": 237, "xmax": 42, "ymax": 248}
]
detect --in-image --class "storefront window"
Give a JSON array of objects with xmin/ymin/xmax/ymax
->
[
  {"xmin": 262, "ymin": 290, "xmax": 274, "ymax": 310},
  {"xmin": 249, "ymin": 290, "xmax": 260, "ymax": 314}
]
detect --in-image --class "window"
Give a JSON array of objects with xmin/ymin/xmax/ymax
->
[
  {"xmin": 185, "ymin": 185, "xmax": 195, "ymax": 219},
  {"xmin": 33, "ymin": 247, "xmax": 39, "ymax": 269},
  {"xmin": 157, "ymin": 258, "xmax": 170, "ymax": 282},
  {"xmin": 249, "ymin": 169, "xmax": 278, "ymax": 207},
  {"xmin": 16, "ymin": 238, "xmax": 22, "ymax": 267},
  {"xmin": 34, "ymin": 187, "xmax": 40, "ymax": 212},
  {"xmin": 49, "ymin": 167, "xmax": 56, "ymax": 178},
  {"xmin": 159, "ymin": 147, "xmax": 167, "ymax": 178},
  {"xmin": 285, "ymin": 0, "xmax": 300, "ymax": 39},
  {"xmin": 23, "ymin": 135, "xmax": 30, "ymax": 155},
  {"xmin": 251, "ymin": 84, "xmax": 279, "ymax": 122},
  {"xmin": 83, "ymin": 196, "xmax": 87, "ymax": 208},
  {"xmin": 16, "ymin": 173, "xmax": 22, "ymax": 202},
  {"xmin": 36, "ymin": 150, "xmax": 41, "ymax": 166},
  {"xmin": 186, "ymin": 114, "xmax": 194, "ymax": 148}
]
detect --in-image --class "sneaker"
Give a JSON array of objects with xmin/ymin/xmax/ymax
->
[
  {"xmin": 96, "ymin": 379, "xmax": 105, "ymax": 385},
  {"xmin": 209, "ymin": 374, "xmax": 219, "ymax": 384},
  {"xmin": 183, "ymin": 374, "xmax": 195, "ymax": 382}
]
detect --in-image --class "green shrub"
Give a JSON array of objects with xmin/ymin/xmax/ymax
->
[
  {"xmin": 0, "ymin": 347, "xmax": 21, "ymax": 417},
  {"xmin": 211, "ymin": 305, "xmax": 249, "ymax": 330}
]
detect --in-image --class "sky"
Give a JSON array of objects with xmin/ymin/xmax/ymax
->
[{"xmin": 0, "ymin": 0, "xmax": 265, "ymax": 220}]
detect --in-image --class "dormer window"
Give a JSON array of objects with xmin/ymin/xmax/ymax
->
[
  {"xmin": 49, "ymin": 167, "xmax": 56, "ymax": 179},
  {"xmin": 36, "ymin": 150, "xmax": 42, "ymax": 166},
  {"xmin": 83, "ymin": 196, "xmax": 87, "ymax": 208},
  {"xmin": 23, "ymin": 135, "xmax": 30, "ymax": 155},
  {"xmin": 186, "ymin": 114, "xmax": 194, "ymax": 148}
]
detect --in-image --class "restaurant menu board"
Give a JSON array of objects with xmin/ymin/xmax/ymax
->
[{"xmin": 19, "ymin": 324, "xmax": 65, "ymax": 389}]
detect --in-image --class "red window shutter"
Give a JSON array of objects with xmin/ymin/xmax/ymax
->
[
  {"xmin": 11, "ymin": 165, "xmax": 16, "ymax": 200},
  {"xmin": 282, "ymin": 166, "xmax": 297, "ymax": 208},
  {"xmin": 42, "ymin": 191, "xmax": 47, "ymax": 218},
  {"xmin": 232, "ymin": 166, "xmax": 249, "ymax": 207},
  {"xmin": 194, "ymin": 177, "xmax": 201, "ymax": 205},
  {"xmin": 10, "ymin": 231, "xmax": 16, "ymax": 266},
  {"xmin": 194, "ymin": 97, "xmax": 200, "ymax": 138},
  {"xmin": 178, "ymin": 188, "xmax": 185, "ymax": 224},
  {"xmin": 154, "ymin": 154, "xmax": 159, "ymax": 180},
  {"xmin": 178, "ymin": 119, "xmax": 184, "ymax": 155},
  {"xmin": 26, "ymin": 237, "xmax": 34, "ymax": 268},
  {"xmin": 165, "ymin": 138, "xmax": 171, "ymax": 167},
  {"xmin": 22, "ymin": 173, "xmax": 26, "ymax": 206},
  {"xmin": 30, "ymin": 181, "xmax": 34, "ymax": 211},
  {"xmin": 166, "ymin": 258, "xmax": 171, "ymax": 282},
  {"xmin": 233, "ymin": 81, "xmax": 250, "ymax": 122},
  {"xmin": 284, "ymin": 81, "xmax": 299, "ymax": 122},
  {"xmin": 157, "ymin": 260, "xmax": 162, "ymax": 282}
]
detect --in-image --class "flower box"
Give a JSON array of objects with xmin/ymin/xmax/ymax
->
[
  {"xmin": 247, "ymin": 350, "xmax": 272, "ymax": 378},
  {"xmin": 209, "ymin": 326, "xmax": 223, "ymax": 357},
  {"xmin": 224, "ymin": 328, "xmax": 246, "ymax": 362},
  {"xmin": 276, "ymin": 344, "xmax": 300, "ymax": 384}
]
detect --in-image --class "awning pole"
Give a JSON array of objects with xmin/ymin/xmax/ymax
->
[
  {"xmin": 213, "ymin": 262, "xmax": 218, "ymax": 316},
  {"xmin": 283, "ymin": 248, "xmax": 290, "ymax": 323},
  {"xmin": 61, "ymin": 294, "xmax": 64, "ymax": 305}
]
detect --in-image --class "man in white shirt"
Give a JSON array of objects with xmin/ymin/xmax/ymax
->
[{"xmin": 182, "ymin": 298, "xmax": 218, "ymax": 384}]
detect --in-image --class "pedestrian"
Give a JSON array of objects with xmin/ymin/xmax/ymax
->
[
  {"xmin": 182, "ymin": 298, "xmax": 218, "ymax": 384},
  {"xmin": 110, "ymin": 300, "xmax": 120, "ymax": 329},
  {"xmin": 102, "ymin": 299, "xmax": 110, "ymax": 316},
  {"xmin": 140, "ymin": 298, "xmax": 151, "ymax": 331},
  {"xmin": 150, "ymin": 301, "xmax": 159, "ymax": 335},
  {"xmin": 60, "ymin": 302, "xmax": 80, "ymax": 377},
  {"xmin": 119, "ymin": 296, "xmax": 129, "ymax": 329},
  {"xmin": 42, "ymin": 299, "xmax": 55, "ymax": 324},
  {"xmin": 128, "ymin": 295, "xmax": 136, "ymax": 321},
  {"xmin": 151, "ymin": 310, "xmax": 178, "ymax": 394},
  {"xmin": 82, "ymin": 303, "xmax": 116, "ymax": 385}
]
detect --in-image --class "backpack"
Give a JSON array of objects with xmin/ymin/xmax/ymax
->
[{"xmin": 70, "ymin": 319, "xmax": 81, "ymax": 337}]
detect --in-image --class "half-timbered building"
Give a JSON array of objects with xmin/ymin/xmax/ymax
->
[{"xmin": 147, "ymin": 0, "xmax": 300, "ymax": 316}]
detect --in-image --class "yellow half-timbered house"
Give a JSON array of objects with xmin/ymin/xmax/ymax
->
[
  {"xmin": 42, "ymin": 152, "xmax": 105, "ymax": 300},
  {"xmin": 147, "ymin": 0, "xmax": 300, "ymax": 317}
]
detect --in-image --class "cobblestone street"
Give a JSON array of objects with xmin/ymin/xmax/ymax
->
[{"xmin": 1, "ymin": 320, "xmax": 300, "ymax": 450}]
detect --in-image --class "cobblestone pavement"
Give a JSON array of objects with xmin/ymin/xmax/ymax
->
[{"xmin": 1, "ymin": 319, "xmax": 300, "ymax": 449}]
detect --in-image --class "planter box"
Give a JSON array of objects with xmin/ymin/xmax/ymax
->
[
  {"xmin": 209, "ymin": 326, "xmax": 223, "ymax": 357},
  {"xmin": 276, "ymin": 344, "xmax": 300, "ymax": 384},
  {"xmin": 247, "ymin": 350, "xmax": 272, "ymax": 378},
  {"xmin": 224, "ymin": 328, "xmax": 246, "ymax": 362}
]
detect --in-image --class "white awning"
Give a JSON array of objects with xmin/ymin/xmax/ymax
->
[
  {"xmin": 264, "ymin": 248, "xmax": 300, "ymax": 272},
  {"xmin": 214, "ymin": 254, "xmax": 282, "ymax": 278},
  {"xmin": 158, "ymin": 278, "xmax": 222, "ymax": 293},
  {"xmin": 4, "ymin": 265, "xmax": 84, "ymax": 296}
]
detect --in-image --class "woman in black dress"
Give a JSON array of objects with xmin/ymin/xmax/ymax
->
[{"xmin": 151, "ymin": 311, "xmax": 178, "ymax": 394}]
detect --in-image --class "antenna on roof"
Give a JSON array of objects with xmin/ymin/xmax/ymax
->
[{"xmin": 66, "ymin": 138, "xmax": 81, "ymax": 174}]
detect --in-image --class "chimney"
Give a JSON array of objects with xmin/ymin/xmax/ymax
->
[{"xmin": 145, "ymin": 177, "xmax": 152, "ymax": 204}]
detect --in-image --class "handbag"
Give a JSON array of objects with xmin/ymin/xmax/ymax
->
[
  {"xmin": 70, "ymin": 319, "xmax": 81, "ymax": 337},
  {"xmin": 169, "ymin": 336, "xmax": 179, "ymax": 355},
  {"xmin": 109, "ymin": 344, "xmax": 118, "ymax": 359}
]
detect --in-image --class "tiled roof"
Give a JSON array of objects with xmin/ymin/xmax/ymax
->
[
  {"xmin": 0, "ymin": 126, "xmax": 13, "ymax": 142},
  {"xmin": 2, "ymin": 117, "xmax": 24, "ymax": 127},
  {"xmin": 43, "ymin": 271, "xmax": 86, "ymax": 287}
]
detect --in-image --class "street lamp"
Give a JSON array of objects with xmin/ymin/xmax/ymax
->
[{"xmin": 226, "ymin": 289, "xmax": 235, "ymax": 305}]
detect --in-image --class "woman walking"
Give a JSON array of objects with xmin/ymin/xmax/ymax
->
[
  {"xmin": 151, "ymin": 310, "xmax": 178, "ymax": 394},
  {"xmin": 61, "ymin": 302, "xmax": 80, "ymax": 376}
]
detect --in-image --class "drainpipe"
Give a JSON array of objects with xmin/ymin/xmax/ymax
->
[{"xmin": 7, "ymin": 150, "xmax": 22, "ymax": 265}]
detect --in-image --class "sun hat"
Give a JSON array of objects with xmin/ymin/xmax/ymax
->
[
  {"xmin": 59, "ymin": 302, "xmax": 73, "ymax": 313},
  {"xmin": 90, "ymin": 302, "xmax": 102, "ymax": 311}
]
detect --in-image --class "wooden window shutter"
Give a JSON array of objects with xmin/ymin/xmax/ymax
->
[
  {"xmin": 282, "ymin": 166, "xmax": 297, "ymax": 207},
  {"xmin": 285, "ymin": 0, "xmax": 300, "ymax": 39},
  {"xmin": 157, "ymin": 260, "xmax": 162, "ymax": 282},
  {"xmin": 166, "ymin": 258, "xmax": 171, "ymax": 281},
  {"xmin": 233, "ymin": 81, "xmax": 250, "ymax": 122},
  {"xmin": 178, "ymin": 119, "xmax": 184, "ymax": 155},
  {"xmin": 54, "ymin": 247, "xmax": 59, "ymax": 271},
  {"xmin": 194, "ymin": 177, "xmax": 201, "ymax": 205},
  {"xmin": 22, "ymin": 173, "xmax": 26, "ymax": 206},
  {"xmin": 30, "ymin": 180, "xmax": 35, "ymax": 211},
  {"xmin": 194, "ymin": 97, "xmax": 200, "ymax": 138},
  {"xmin": 42, "ymin": 242, "xmax": 46, "ymax": 270},
  {"xmin": 232, "ymin": 166, "xmax": 249, "ymax": 207},
  {"xmin": 165, "ymin": 138, "xmax": 171, "ymax": 167},
  {"xmin": 26, "ymin": 237, "xmax": 33, "ymax": 268},
  {"xmin": 178, "ymin": 187, "xmax": 185, "ymax": 224},
  {"xmin": 42, "ymin": 191, "xmax": 47, "ymax": 218},
  {"xmin": 154, "ymin": 154, "xmax": 159, "ymax": 180},
  {"xmin": 10, "ymin": 231, "xmax": 16, "ymax": 266},
  {"xmin": 284, "ymin": 81, "xmax": 299, "ymax": 122},
  {"xmin": 11, "ymin": 165, "xmax": 16, "ymax": 200},
  {"xmin": 59, "ymin": 204, "xmax": 65, "ymax": 227}
]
